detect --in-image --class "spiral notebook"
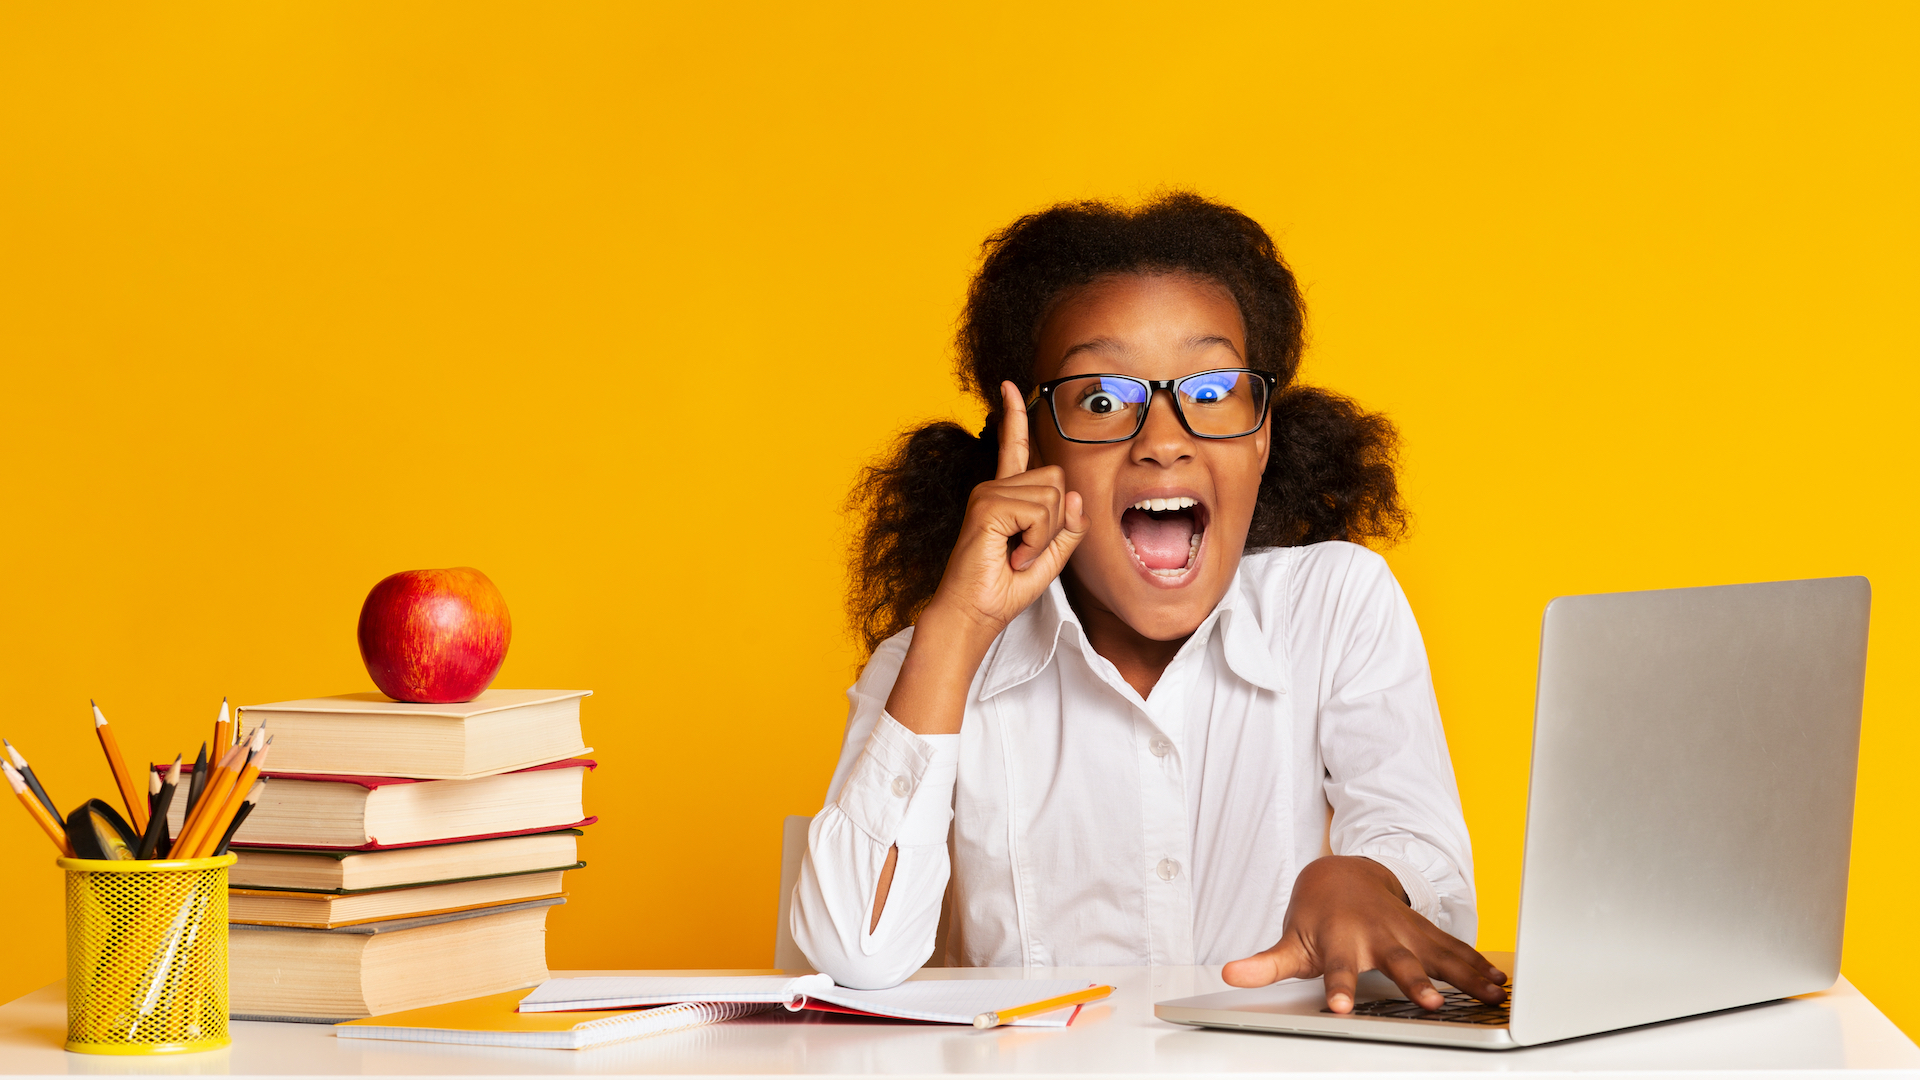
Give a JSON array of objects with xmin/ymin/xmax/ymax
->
[
  {"xmin": 518, "ymin": 974, "xmax": 1098, "ymax": 1027},
  {"xmin": 334, "ymin": 989, "xmax": 774, "ymax": 1050}
]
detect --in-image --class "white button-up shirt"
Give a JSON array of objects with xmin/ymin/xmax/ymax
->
[{"xmin": 791, "ymin": 541, "xmax": 1476, "ymax": 990}]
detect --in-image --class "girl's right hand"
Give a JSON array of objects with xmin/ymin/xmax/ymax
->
[
  {"xmin": 924, "ymin": 381, "xmax": 1088, "ymax": 641},
  {"xmin": 883, "ymin": 382, "xmax": 1086, "ymax": 737}
]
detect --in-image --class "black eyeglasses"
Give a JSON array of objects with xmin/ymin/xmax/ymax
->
[{"xmin": 1028, "ymin": 369, "xmax": 1279, "ymax": 444}]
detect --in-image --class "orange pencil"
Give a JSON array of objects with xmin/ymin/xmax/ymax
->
[
  {"xmin": 212, "ymin": 698, "xmax": 231, "ymax": 758},
  {"xmin": 91, "ymin": 700, "xmax": 148, "ymax": 834},
  {"xmin": 192, "ymin": 736, "xmax": 271, "ymax": 858},
  {"xmin": 172, "ymin": 734, "xmax": 249, "ymax": 853},
  {"xmin": 5, "ymin": 760, "xmax": 72, "ymax": 856},
  {"xmin": 972, "ymin": 984, "xmax": 1114, "ymax": 1029}
]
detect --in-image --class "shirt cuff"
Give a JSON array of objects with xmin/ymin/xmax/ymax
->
[
  {"xmin": 833, "ymin": 711, "xmax": 958, "ymax": 848},
  {"xmin": 1364, "ymin": 853, "xmax": 1442, "ymax": 926},
  {"xmin": 897, "ymin": 732, "xmax": 958, "ymax": 846}
]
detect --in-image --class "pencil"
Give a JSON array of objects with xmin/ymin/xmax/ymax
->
[
  {"xmin": 173, "ymin": 739, "xmax": 239, "ymax": 857},
  {"xmin": 192, "ymin": 735, "xmax": 270, "ymax": 858},
  {"xmin": 137, "ymin": 756, "xmax": 181, "ymax": 860},
  {"xmin": 185, "ymin": 742, "xmax": 208, "ymax": 817},
  {"xmin": 2, "ymin": 739, "xmax": 61, "ymax": 820},
  {"xmin": 4, "ymin": 761, "xmax": 73, "ymax": 857},
  {"xmin": 972, "ymin": 984, "xmax": 1114, "ymax": 1029},
  {"xmin": 174, "ymin": 738, "xmax": 245, "ymax": 857},
  {"xmin": 91, "ymin": 700, "xmax": 148, "ymax": 834},
  {"xmin": 212, "ymin": 779, "xmax": 264, "ymax": 856},
  {"xmin": 176, "ymin": 734, "xmax": 253, "ymax": 858},
  {"xmin": 212, "ymin": 698, "xmax": 231, "ymax": 760}
]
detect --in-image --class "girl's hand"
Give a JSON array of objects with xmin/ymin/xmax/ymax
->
[
  {"xmin": 925, "ymin": 380, "xmax": 1089, "ymax": 639},
  {"xmin": 883, "ymin": 382, "xmax": 1087, "ymax": 738},
  {"xmin": 1221, "ymin": 856, "xmax": 1509, "ymax": 1014}
]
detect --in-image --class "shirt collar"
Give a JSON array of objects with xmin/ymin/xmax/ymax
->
[{"xmin": 978, "ymin": 566, "xmax": 1288, "ymax": 699}]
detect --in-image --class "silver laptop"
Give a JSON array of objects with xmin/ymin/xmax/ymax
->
[{"xmin": 1156, "ymin": 576, "xmax": 1870, "ymax": 1049}]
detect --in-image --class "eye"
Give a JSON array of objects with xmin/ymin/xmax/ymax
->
[
  {"xmin": 1070, "ymin": 377, "xmax": 1146, "ymax": 416},
  {"xmin": 1180, "ymin": 372, "xmax": 1241, "ymax": 405}
]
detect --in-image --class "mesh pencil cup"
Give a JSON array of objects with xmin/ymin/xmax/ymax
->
[{"xmin": 59, "ymin": 854, "xmax": 235, "ymax": 1055}]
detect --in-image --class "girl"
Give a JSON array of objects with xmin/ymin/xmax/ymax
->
[{"xmin": 791, "ymin": 193, "xmax": 1506, "ymax": 1015}]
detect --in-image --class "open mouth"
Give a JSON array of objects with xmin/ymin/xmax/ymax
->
[{"xmin": 1120, "ymin": 496, "xmax": 1209, "ymax": 582}]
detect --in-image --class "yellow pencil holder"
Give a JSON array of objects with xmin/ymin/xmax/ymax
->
[{"xmin": 59, "ymin": 854, "xmax": 235, "ymax": 1055}]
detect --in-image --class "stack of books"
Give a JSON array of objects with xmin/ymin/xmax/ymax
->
[{"xmin": 164, "ymin": 689, "xmax": 594, "ymax": 1022}]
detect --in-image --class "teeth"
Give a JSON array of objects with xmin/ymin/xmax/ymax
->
[{"xmin": 1131, "ymin": 496, "xmax": 1198, "ymax": 512}]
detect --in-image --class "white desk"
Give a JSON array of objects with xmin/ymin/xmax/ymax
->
[{"xmin": 3, "ymin": 967, "xmax": 1917, "ymax": 1078}]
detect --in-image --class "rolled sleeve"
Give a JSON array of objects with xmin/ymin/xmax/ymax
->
[
  {"xmin": 1361, "ymin": 850, "xmax": 1445, "ymax": 927},
  {"xmin": 835, "ymin": 714, "xmax": 958, "ymax": 847},
  {"xmin": 1317, "ymin": 547, "xmax": 1479, "ymax": 944},
  {"xmin": 792, "ymin": 627, "xmax": 964, "ymax": 990}
]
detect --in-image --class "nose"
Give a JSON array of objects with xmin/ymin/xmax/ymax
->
[{"xmin": 1131, "ymin": 387, "xmax": 1195, "ymax": 467}]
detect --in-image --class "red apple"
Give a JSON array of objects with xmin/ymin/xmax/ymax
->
[{"xmin": 357, "ymin": 567, "xmax": 513, "ymax": 703}]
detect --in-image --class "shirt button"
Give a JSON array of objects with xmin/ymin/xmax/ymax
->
[
  {"xmin": 1149, "ymin": 736, "xmax": 1174, "ymax": 758},
  {"xmin": 1156, "ymin": 858, "xmax": 1180, "ymax": 881},
  {"xmin": 891, "ymin": 775, "xmax": 911, "ymax": 798}
]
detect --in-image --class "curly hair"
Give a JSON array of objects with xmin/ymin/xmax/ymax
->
[{"xmin": 849, "ymin": 192, "xmax": 1408, "ymax": 657}]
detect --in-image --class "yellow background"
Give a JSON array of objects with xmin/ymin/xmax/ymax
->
[{"xmin": 3, "ymin": 0, "xmax": 1916, "ymax": 1034}]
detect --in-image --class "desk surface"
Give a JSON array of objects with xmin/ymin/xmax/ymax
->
[{"xmin": 4, "ymin": 967, "xmax": 1917, "ymax": 1078}]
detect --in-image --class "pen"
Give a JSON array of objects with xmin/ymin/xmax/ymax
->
[
  {"xmin": 5, "ymin": 760, "xmax": 73, "ymax": 856},
  {"xmin": 973, "ymin": 984, "xmax": 1114, "ymax": 1029},
  {"xmin": 3, "ymin": 738, "xmax": 61, "ymax": 820},
  {"xmin": 92, "ymin": 700, "xmax": 148, "ymax": 834}
]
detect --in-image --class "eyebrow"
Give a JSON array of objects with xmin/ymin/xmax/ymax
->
[
  {"xmin": 1058, "ymin": 334, "xmax": 1243, "ymax": 361},
  {"xmin": 1185, "ymin": 334, "xmax": 1242, "ymax": 358},
  {"xmin": 1059, "ymin": 336, "xmax": 1127, "ymax": 361}
]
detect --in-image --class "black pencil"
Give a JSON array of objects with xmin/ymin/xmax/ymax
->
[
  {"xmin": 185, "ymin": 742, "xmax": 208, "ymax": 816},
  {"xmin": 212, "ymin": 779, "xmax": 264, "ymax": 857},
  {"xmin": 138, "ymin": 757, "xmax": 181, "ymax": 860},
  {"xmin": 3, "ymin": 739, "xmax": 61, "ymax": 820}
]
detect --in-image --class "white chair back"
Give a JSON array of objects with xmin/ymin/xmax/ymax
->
[{"xmin": 773, "ymin": 814, "xmax": 813, "ymax": 971}]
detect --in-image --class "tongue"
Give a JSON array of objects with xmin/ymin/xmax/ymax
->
[{"xmin": 1123, "ymin": 509, "xmax": 1196, "ymax": 570}]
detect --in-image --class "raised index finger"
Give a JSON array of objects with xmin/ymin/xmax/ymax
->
[{"xmin": 995, "ymin": 380, "xmax": 1030, "ymax": 480}]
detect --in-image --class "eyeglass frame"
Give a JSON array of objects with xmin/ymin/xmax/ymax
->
[{"xmin": 1026, "ymin": 368, "xmax": 1281, "ymax": 444}]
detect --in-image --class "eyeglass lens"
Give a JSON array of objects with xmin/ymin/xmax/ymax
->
[{"xmin": 1053, "ymin": 371, "xmax": 1268, "ymax": 441}]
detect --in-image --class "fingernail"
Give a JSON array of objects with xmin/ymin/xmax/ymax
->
[
  {"xmin": 1329, "ymin": 994, "xmax": 1351, "ymax": 1011},
  {"xmin": 1491, "ymin": 969, "xmax": 1508, "ymax": 982}
]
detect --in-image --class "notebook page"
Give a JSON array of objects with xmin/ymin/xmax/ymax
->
[
  {"xmin": 812, "ymin": 979, "xmax": 1098, "ymax": 1027},
  {"xmin": 519, "ymin": 974, "xmax": 832, "ymax": 1012},
  {"xmin": 340, "ymin": 1001, "xmax": 774, "ymax": 1049}
]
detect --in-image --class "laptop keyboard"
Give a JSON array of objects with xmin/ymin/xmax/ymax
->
[{"xmin": 1328, "ymin": 982, "xmax": 1514, "ymax": 1026}]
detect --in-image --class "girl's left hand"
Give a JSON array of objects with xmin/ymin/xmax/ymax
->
[{"xmin": 1220, "ymin": 855, "xmax": 1508, "ymax": 1013}]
